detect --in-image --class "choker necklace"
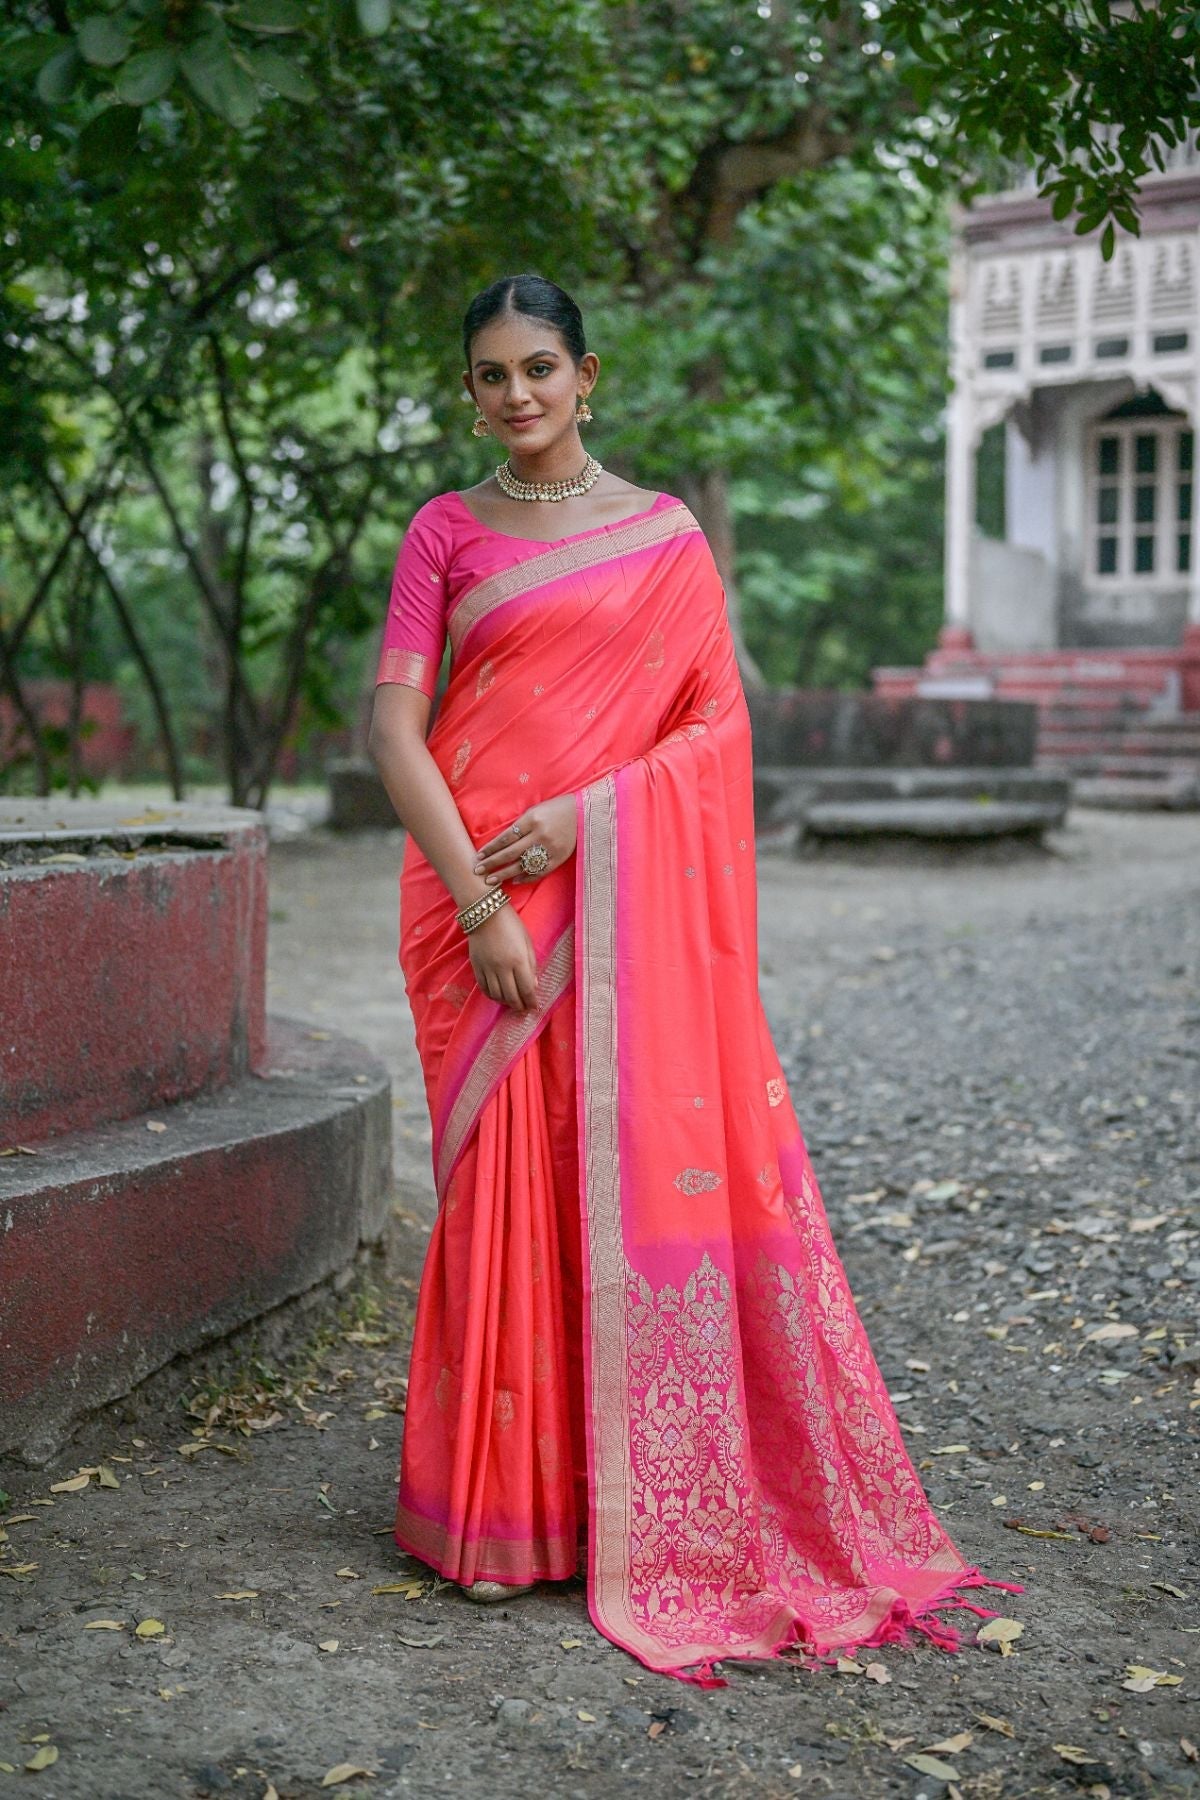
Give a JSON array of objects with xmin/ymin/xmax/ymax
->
[{"xmin": 495, "ymin": 453, "xmax": 603, "ymax": 502}]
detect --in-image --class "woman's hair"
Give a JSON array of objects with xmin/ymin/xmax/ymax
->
[{"xmin": 462, "ymin": 274, "xmax": 587, "ymax": 367}]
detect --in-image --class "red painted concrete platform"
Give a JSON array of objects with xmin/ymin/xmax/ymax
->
[
  {"xmin": 0, "ymin": 1018, "xmax": 392, "ymax": 1466},
  {"xmin": 1, "ymin": 802, "xmax": 267, "ymax": 1143},
  {"xmin": 0, "ymin": 800, "xmax": 394, "ymax": 1466}
]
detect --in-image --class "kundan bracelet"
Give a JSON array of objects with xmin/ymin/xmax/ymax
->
[{"xmin": 457, "ymin": 883, "xmax": 510, "ymax": 934}]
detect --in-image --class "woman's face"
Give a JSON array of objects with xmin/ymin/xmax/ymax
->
[{"xmin": 464, "ymin": 311, "xmax": 597, "ymax": 457}]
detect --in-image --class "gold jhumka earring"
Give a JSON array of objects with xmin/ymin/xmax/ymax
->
[
  {"xmin": 575, "ymin": 397, "xmax": 594, "ymax": 424},
  {"xmin": 471, "ymin": 405, "xmax": 491, "ymax": 438}
]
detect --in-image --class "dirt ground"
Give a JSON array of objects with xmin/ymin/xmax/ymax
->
[{"xmin": 2, "ymin": 807, "xmax": 1197, "ymax": 1800}]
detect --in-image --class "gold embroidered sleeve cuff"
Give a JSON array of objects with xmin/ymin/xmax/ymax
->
[{"xmin": 377, "ymin": 647, "xmax": 435, "ymax": 696}]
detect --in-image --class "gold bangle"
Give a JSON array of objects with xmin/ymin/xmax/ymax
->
[{"xmin": 457, "ymin": 883, "xmax": 510, "ymax": 934}]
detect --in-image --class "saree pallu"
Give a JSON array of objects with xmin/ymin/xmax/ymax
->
[{"xmin": 391, "ymin": 492, "xmax": 1022, "ymax": 1683}]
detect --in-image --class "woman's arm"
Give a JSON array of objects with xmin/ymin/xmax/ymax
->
[{"xmin": 367, "ymin": 685, "xmax": 540, "ymax": 1012}]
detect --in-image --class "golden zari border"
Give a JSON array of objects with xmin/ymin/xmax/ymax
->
[
  {"xmin": 394, "ymin": 1497, "xmax": 577, "ymax": 1583},
  {"xmin": 434, "ymin": 921, "xmax": 575, "ymax": 1199},
  {"xmin": 578, "ymin": 774, "xmax": 643, "ymax": 1656},
  {"xmin": 447, "ymin": 503, "xmax": 701, "ymax": 655},
  {"xmin": 377, "ymin": 646, "xmax": 433, "ymax": 695}
]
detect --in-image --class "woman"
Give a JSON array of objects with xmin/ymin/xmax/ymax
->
[{"xmin": 367, "ymin": 274, "xmax": 1021, "ymax": 1685}]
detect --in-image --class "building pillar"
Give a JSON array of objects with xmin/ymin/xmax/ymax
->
[
  {"xmin": 940, "ymin": 244, "xmax": 976, "ymax": 651},
  {"xmin": 1183, "ymin": 420, "xmax": 1200, "ymax": 706},
  {"xmin": 941, "ymin": 384, "xmax": 976, "ymax": 650}
]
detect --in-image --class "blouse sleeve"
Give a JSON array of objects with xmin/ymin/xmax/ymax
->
[{"xmin": 375, "ymin": 498, "xmax": 452, "ymax": 700}]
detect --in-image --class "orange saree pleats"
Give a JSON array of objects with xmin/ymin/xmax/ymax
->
[{"xmin": 395, "ymin": 1010, "xmax": 586, "ymax": 1586}]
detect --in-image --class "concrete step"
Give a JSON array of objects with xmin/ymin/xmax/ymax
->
[
  {"xmin": 1037, "ymin": 730, "xmax": 1200, "ymax": 757},
  {"xmin": 1070, "ymin": 771, "xmax": 1200, "ymax": 809},
  {"xmin": 800, "ymin": 797, "xmax": 1068, "ymax": 840},
  {"xmin": 1037, "ymin": 705, "xmax": 1200, "ymax": 725},
  {"xmin": 754, "ymin": 765, "xmax": 1072, "ymax": 830},
  {"xmin": 0, "ymin": 1017, "xmax": 393, "ymax": 1465}
]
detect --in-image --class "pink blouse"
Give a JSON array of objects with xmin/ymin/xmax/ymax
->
[{"xmin": 375, "ymin": 489, "xmax": 677, "ymax": 699}]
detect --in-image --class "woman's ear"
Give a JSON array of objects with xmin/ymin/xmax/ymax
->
[{"xmin": 578, "ymin": 351, "xmax": 600, "ymax": 398}]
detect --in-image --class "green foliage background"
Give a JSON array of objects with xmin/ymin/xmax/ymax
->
[{"xmin": 2, "ymin": 0, "xmax": 1195, "ymax": 796}]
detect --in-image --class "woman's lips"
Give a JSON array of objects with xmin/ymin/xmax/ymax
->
[{"xmin": 506, "ymin": 415, "xmax": 542, "ymax": 430}]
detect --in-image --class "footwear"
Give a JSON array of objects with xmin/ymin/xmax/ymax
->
[{"xmin": 460, "ymin": 1579, "xmax": 537, "ymax": 1605}]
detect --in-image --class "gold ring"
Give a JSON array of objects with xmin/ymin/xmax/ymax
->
[{"xmin": 518, "ymin": 842, "xmax": 551, "ymax": 877}]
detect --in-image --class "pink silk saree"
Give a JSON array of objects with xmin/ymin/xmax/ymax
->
[{"xmin": 378, "ymin": 487, "xmax": 1022, "ymax": 1683}]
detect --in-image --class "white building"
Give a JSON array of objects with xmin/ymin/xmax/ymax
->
[{"xmin": 875, "ymin": 144, "xmax": 1200, "ymax": 793}]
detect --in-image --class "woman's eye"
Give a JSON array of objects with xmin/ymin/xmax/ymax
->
[{"xmin": 529, "ymin": 363, "xmax": 552, "ymax": 376}]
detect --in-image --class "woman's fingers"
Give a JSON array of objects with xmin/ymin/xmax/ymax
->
[
  {"xmin": 497, "ymin": 967, "xmax": 526, "ymax": 1012},
  {"xmin": 514, "ymin": 958, "xmax": 539, "ymax": 1011}
]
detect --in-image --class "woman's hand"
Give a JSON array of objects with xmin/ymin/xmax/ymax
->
[
  {"xmin": 472, "ymin": 793, "xmax": 577, "ymax": 888},
  {"xmin": 467, "ymin": 901, "xmax": 540, "ymax": 1013},
  {"xmin": 465, "ymin": 794, "xmax": 577, "ymax": 1011}
]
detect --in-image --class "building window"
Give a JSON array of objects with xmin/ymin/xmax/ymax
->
[{"xmin": 1089, "ymin": 413, "xmax": 1194, "ymax": 581}]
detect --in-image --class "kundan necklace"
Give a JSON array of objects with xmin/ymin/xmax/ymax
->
[{"xmin": 495, "ymin": 453, "xmax": 603, "ymax": 502}]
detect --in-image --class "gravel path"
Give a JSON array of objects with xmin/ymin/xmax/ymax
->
[{"xmin": 2, "ymin": 809, "xmax": 1197, "ymax": 1799}]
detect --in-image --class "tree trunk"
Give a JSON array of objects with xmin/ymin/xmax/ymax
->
[{"xmin": 679, "ymin": 468, "xmax": 766, "ymax": 690}]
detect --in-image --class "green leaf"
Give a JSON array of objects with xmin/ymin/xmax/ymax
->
[
  {"xmin": 355, "ymin": 0, "xmax": 392, "ymax": 36},
  {"xmin": 77, "ymin": 14, "xmax": 134, "ymax": 67},
  {"xmin": 1100, "ymin": 219, "xmax": 1116, "ymax": 261},
  {"xmin": 6, "ymin": 34, "xmax": 65, "ymax": 76},
  {"xmin": 36, "ymin": 45, "xmax": 82, "ymax": 102},
  {"xmin": 179, "ymin": 35, "xmax": 262, "ymax": 126},
  {"xmin": 246, "ymin": 47, "xmax": 316, "ymax": 100},
  {"xmin": 76, "ymin": 103, "xmax": 141, "ymax": 173},
  {"xmin": 114, "ymin": 48, "xmax": 177, "ymax": 105},
  {"xmin": 232, "ymin": 0, "xmax": 307, "ymax": 33}
]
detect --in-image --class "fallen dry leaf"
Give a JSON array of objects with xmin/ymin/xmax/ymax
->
[
  {"xmin": 84, "ymin": 1620, "xmax": 125, "ymax": 1631},
  {"xmin": 924, "ymin": 1731, "xmax": 973, "ymax": 1755},
  {"xmin": 97, "ymin": 1466, "xmax": 121, "ymax": 1490},
  {"xmin": 318, "ymin": 1640, "xmax": 339, "ymax": 1653},
  {"xmin": 577, "ymin": 1710, "xmax": 597, "ymax": 1723},
  {"xmin": 216, "ymin": 1590, "xmax": 258, "ymax": 1601},
  {"xmin": 647, "ymin": 1721, "xmax": 667, "ymax": 1741},
  {"xmin": 320, "ymin": 1764, "xmax": 376, "ymax": 1787},
  {"xmin": 1122, "ymin": 1664, "xmax": 1182, "ymax": 1692},
  {"xmin": 1055, "ymin": 1744, "xmax": 1104, "ymax": 1766},
  {"xmin": 134, "ymin": 1618, "xmax": 166, "ymax": 1639},
  {"xmin": 393, "ymin": 1630, "xmax": 444, "ymax": 1648},
  {"xmin": 904, "ymin": 1753, "xmax": 960, "ymax": 1780},
  {"xmin": 976, "ymin": 1616, "xmax": 1023, "ymax": 1655},
  {"xmin": 24, "ymin": 1746, "xmax": 58, "ymax": 1772},
  {"xmin": 973, "ymin": 1711, "xmax": 1015, "ymax": 1738},
  {"xmin": 561, "ymin": 1638, "xmax": 584, "ymax": 1650},
  {"xmin": 49, "ymin": 1473, "xmax": 91, "ymax": 1493},
  {"xmin": 1085, "ymin": 1322, "xmax": 1138, "ymax": 1344},
  {"xmin": 864, "ymin": 1662, "xmax": 891, "ymax": 1684}
]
